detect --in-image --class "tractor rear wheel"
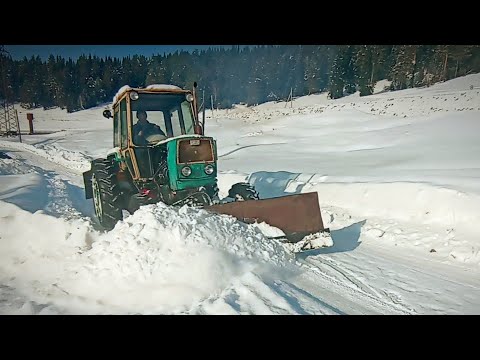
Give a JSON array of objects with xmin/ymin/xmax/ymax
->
[{"xmin": 91, "ymin": 158, "xmax": 123, "ymax": 230}]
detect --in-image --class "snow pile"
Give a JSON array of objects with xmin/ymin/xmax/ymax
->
[
  {"xmin": 250, "ymin": 222, "xmax": 333, "ymax": 253},
  {"xmin": 0, "ymin": 202, "xmax": 92, "ymax": 314},
  {"xmin": 251, "ymin": 221, "xmax": 286, "ymax": 238},
  {"xmin": 145, "ymin": 84, "xmax": 182, "ymax": 91},
  {"xmin": 0, "ymin": 201, "xmax": 294, "ymax": 314},
  {"xmin": 286, "ymin": 231, "xmax": 334, "ymax": 253}
]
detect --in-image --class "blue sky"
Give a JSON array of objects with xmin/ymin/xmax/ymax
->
[{"xmin": 3, "ymin": 45, "xmax": 230, "ymax": 60}]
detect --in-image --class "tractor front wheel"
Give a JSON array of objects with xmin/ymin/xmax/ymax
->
[{"xmin": 228, "ymin": 182, "xmax": 260, "ymax": 201}]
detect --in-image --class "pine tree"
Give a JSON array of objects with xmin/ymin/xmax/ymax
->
[
  {"xmin": 343, "ymin": 46, "xmax": 357, "ymax": 94},
  {"xmin": 371, "ymin": 45, "xmax": 394, "ymax": 82},
  {"xmin": 390, "ymin": 45, "xmax": 417, "ymax": 90},
  {"xmin": 0, "ymin": 52, "xmax": 15, "ymax": 102},
  {"xmin": 63, "ymin": 58, "xmax": 81, "ymax": 113},
  {"xmin": 328, "ymin": 48, "xmax": 345, "ymax": 99},
  {"xmin": 449, "ymin": 45, "xmax": 474, "ymax": 78},
  {"xmin": 355, "ymin": 45, "xmax": 373, "ymax": 96},
  {"xmin": 328, "ymin": 46, "xmax": 356, "ymax": 98}
]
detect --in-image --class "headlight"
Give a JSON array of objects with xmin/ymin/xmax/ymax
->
[
  {"xmin": 181, "ymin": 166, "xmax": 192, "ymax": 177},
  {"xmin": 186, "ymin": 93, "xmax": 194, "ymax": 102},
  {"xmin": 130, "ymin": 91, "xmax": 139, "ymax": 100},
  {"xmin": 204, "ymin": 164, "xmax": 214, "ymax": 175}
]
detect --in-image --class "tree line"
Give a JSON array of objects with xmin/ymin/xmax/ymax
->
[{"xmin": 0, "ymin": 45, "xmax": 478, "ymax": 112}]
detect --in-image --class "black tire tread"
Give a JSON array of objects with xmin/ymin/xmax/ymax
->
[
  {"xmin": 228, "ymin": 182, "xmax": 260, "ymax": 201},
  {"xmin": 92, "ymin": 158, "xmax": 123, "ymax": 230}
]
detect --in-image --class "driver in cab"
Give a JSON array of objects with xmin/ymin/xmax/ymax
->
[{"xmin": 133, "ymin": 110, "xmax": 166, "ymax": 145}]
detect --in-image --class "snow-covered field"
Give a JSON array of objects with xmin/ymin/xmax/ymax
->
[{"xmin": 1, "ymin": 74, "xmax": 480, "ymax": 314}]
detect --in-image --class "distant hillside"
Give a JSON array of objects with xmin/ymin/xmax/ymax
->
[{"xmin": 1, "ymin": 45, "xmax": 479, "ymax": 112}]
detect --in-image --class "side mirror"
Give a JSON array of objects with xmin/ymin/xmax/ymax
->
[
  {"xmin": 194, "ymin": 124, "xmax": 203, "ymax": 135},
  {"xmin": 103, "ymin": 109, "xmax": 112, "ymax": 119}
]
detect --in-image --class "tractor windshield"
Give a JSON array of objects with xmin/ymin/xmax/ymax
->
[{"xmin": 130, "ymin": 92, "xmax": 196, "ymax": 146}]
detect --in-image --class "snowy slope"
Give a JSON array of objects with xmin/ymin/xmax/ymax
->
[{"xmin": 1, "ymin": 73, "xmax": 480, "ymax": 314}]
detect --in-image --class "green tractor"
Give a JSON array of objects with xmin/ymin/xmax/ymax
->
[{"xmin": 83, "ymin": 83, "xmax": 328, "ymax": 246}]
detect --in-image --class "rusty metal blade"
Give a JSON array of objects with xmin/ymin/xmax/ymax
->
[{"xmin": 205, "ymin": 192, "xmax": 325, "ymax": 243}]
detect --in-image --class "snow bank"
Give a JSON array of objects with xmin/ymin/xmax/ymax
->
[
  {"xmin": 0, "ymin": 140, "xmax": 91, "ymax": 173},
  {"xmin": 307, "ymin": 182, "xmax": 480, "ymax": 237},
  {"xmin": 61, "ymin": 203, "xmax": 292, "ymax": 313},
  {"xmin": 246, "ymin": 169, "xmax": 480, "ymax": 238}
]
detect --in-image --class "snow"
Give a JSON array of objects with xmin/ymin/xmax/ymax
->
[
  {"xmin": 111, "ymin": 84, "xmax": 183, "ymax": 105},
  {"xmin": 1, "ymin": 73, "xmax": 480, "ymax": 314},
  {"xmin": 145, "ymin": 84, "xmax": 182, "ymax": 91},
  {"xmin": 0, "ymin": 200, "xmax": 294, "ymax": 314},
  {"xmin": 112, "ymin": 85, "xmax": 132, "ymax": 104},
  {"xmin": 0, "ymin": 140, "xmax": 91, "ymax": 173}
]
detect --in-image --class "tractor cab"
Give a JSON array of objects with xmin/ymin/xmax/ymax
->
[
  {"xmin": 129, "ymin": 91, "xmax": 197, "ymax": 144},
  {"xmin": 102, "ymin": 85, "xmax": 209, "ymax": 182},
  {"xmin": 103, "ymin": 85, "xmax": 201, "ymax": 145}
]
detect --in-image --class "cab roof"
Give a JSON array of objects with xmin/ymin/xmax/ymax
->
[{"xmin": 113, "ymin": 84, "xmax": 191, "ymax": 104}]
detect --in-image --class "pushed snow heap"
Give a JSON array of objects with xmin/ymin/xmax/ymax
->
[
  {"xmin": 86, "ymin": 201, "xmax": 293, "ymax": 267},
  {"xmin": 54, "ymin": 202, "xmax": 295, "ymax": 313}
]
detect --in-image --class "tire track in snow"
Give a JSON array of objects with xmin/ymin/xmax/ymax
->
[
  {"xmin": 268, "ymin": 280, "xmax": 345, "ymax": 315},
  {"xmin": 316, "ymin": 253, "xmax": 418, "ymax": 314},
  {"xmin": 190, "ymin": 271, "xmax": 346, "ymax": 315},
  {"xmin": 233, "ymin": 272, "xmax": 298, "ymax": 314},
  {"xmin": 42, "ymin": 173, "xmax": 86, "ymax": 220},
  {"xmin": 309, "ymin": 256, "xmax": 385, "ymax": 298},
  {"xmin": 1, "ymin": 143, "xmax": 94, "ymax": 220},
  {"xmin": 218, "ymin": 142, "xmax": 287, "ymax": 158},
  {"xmin": 296, "ymin": 258, "xmax": 417, "ymax": 315},
  {"xmin": 193, "ymin": 273, "xmax": 296, "ymax": 315}
]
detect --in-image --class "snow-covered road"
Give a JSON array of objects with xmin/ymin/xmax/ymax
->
[
  {"xmin": 1, "ymin": 141, "xmax": 478, "ymax": 315},
  {"xmin": 1, "ymin": 74, "xmax": 480, "ymax": 314}
]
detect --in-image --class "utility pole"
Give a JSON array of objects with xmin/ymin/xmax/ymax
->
[
  {"xmin": 211, "ymin": 95, "xmax": 214, "ymax": 119},
  {"xmin": 0, "ymin": 45, "xmax": 21, "ymax": 142},
  {"xmin": 285, "ymin": 87, "xmax": 293, "ymax": 108},
  {"xmin": 202, "ymin": 89, "xmax": 205, "ymax": 131}
]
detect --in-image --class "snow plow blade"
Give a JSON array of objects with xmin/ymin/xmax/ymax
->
[{"xmin": 205, "ymin": 192, "xmax": 328, "ymax": 243}]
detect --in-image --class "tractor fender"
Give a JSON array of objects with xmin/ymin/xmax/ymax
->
[{"xmin": 83, "ymin": 168, "xmax": 93, "ymax": 199}]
